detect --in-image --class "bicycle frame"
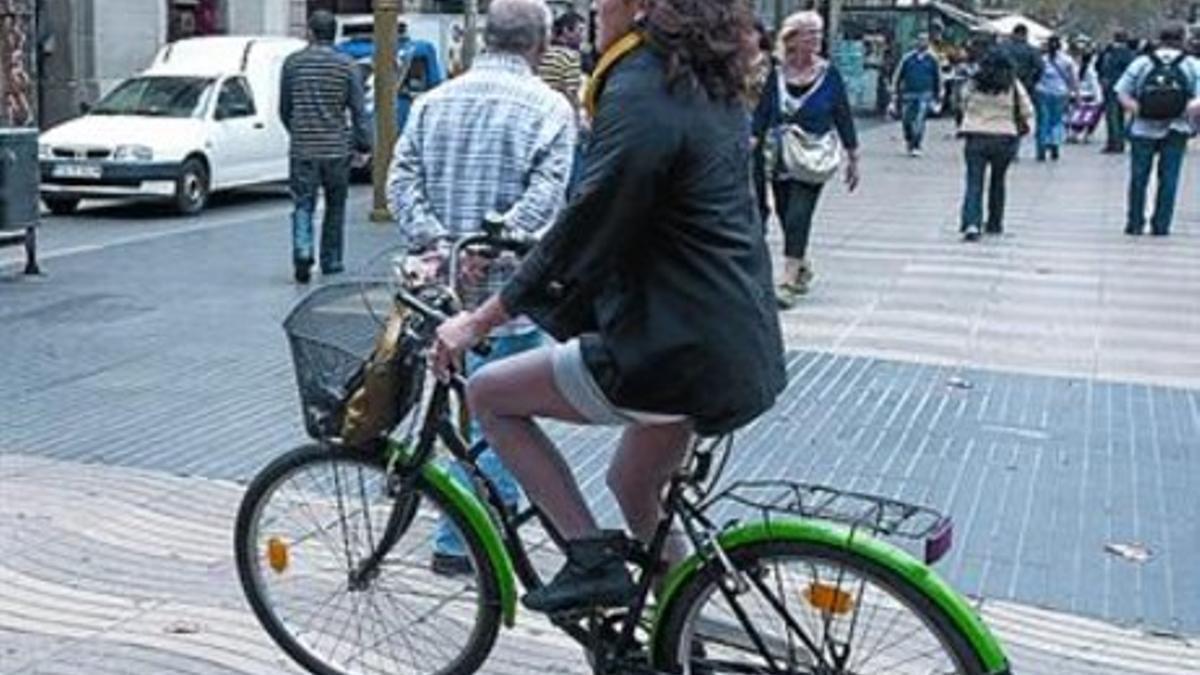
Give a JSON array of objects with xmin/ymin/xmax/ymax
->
[{"xmin": 352, "ymin": 267, "xmax": 1008, "ymax": 674}]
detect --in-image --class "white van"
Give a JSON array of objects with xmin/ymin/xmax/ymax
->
[{"xmin": 38, "ymin": 36, "xmax": 305, "ymax": 215}]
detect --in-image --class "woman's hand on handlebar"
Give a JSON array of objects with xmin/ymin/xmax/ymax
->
[
  {"xmin": 432, "ymin": 311, "xmax": 487, "ymax": 381},
  {"xmin": 431, "ymin": 295, "xmax": 513, "ymax": 381}
]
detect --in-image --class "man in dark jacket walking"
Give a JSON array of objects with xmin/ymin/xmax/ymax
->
[
  {"xmin": 1002, "ymin": 24, "xmax": 1044, "ymax": 100},
  {"xmin": 280, "ymin": 10, "xmax": 370, "ymax": 284},
  {"xmin": 1097, "ymin": 30, "xmax": 1137, "ymax": 154}
]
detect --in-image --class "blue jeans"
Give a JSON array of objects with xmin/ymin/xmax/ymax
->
[
  {"xmin": 290, "ymin": 156, "xmax": 350, "ymax": 272},
  {"xmin": 433, "ymin": 330, "xmax": 543, "ymax": 557},
  {"xmin": 1035, "ymin": 93, "xmax": 1068, "ymax": 157},
  {"xmin": 902, "ymin": 93, "xmax": 934, "ymax": 151},
  {"xmin": 961, "ymin": 134, "xmax": 1018, "ymax": 232},
  {"xmin": 1127, "ymin": 132, "xmax": 1188, "ymax": 235}
]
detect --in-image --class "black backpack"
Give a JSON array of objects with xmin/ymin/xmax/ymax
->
[{"xmin": 1138, "ymin": 53, "xmax": 1192, "ymax": 120}]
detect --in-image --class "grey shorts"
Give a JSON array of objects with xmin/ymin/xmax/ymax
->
[{"xmin": 550, "ymin": 338, "xmax": 688, "ymax": 427}]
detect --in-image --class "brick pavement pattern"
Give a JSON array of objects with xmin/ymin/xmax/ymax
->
[{"xmin": 2, "ymin": 122, "xmax": 1199, "ymax": 673}]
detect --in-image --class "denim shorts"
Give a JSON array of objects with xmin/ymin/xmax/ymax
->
[{"xmin": 550, "ymin": 338, "xmax": 687, "ymax": 427}]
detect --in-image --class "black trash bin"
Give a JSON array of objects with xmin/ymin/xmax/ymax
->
[{"xmin": 0, "ymin": 128, "xmax": 40, "ymax": 274}]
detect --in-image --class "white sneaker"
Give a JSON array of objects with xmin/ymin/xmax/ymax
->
[
  {"xmin": 909, "ymin": 148, "xmax": 923, "ymax": 158},
  {"xmin": 963, "ymin": 225, "xmax": 981, "ymax": 242}
]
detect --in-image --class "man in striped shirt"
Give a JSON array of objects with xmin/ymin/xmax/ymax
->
[
  {"xmin": 279, "ymin": 10, "xmax": 370, "ymax": 284},
  {"xmin": 387, "ymin": 0, "xmax": 575, "ymax": 576},
  {"xmin": 539, "ymin": 11, "xmax": 585, "ymax": 109}
]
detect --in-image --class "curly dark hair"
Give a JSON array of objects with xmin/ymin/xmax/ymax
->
[{"xmin": 640, "ymin": 0, "xmax": 757, "ymax": 103}]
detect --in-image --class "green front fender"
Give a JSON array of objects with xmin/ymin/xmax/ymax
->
[
  {"xmin": 419, "ymin": 461, "xmax": 519, "ymax": 627},
  {"xmin": 653, "ymin": 519, "xmax": 1009, "ymax": 674}
]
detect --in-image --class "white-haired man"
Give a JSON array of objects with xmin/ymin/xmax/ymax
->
[{"xmin": 388, "ymin": 0, "xmax": 576, "ymax": 576}]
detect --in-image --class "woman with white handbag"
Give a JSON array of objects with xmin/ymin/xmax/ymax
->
[{"xmin": 752, "ymin": 10, "xmax": 860, "ymax": 309}]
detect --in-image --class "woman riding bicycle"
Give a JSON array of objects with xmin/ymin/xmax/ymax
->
[{"xmin": 434, "ymin": 0, "xmax": 786, "ymax": 614}]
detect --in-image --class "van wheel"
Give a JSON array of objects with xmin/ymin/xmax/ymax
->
[
  {"xmin": 43, "ymin": 196, "xmax": 81, "ymax": 216},
  {"xmin": 174, "ymin": 158, "xmax": 209, "ymax": 215}
]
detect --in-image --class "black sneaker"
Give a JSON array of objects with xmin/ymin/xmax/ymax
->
[
  {"xmin": 431, "ymin": 552, "xmax": 474, "ymax": 577},
  {"xmin": 294, "ymin": 265, "xmax": 312, "ymax": 284},
  {"xmin": 523, "ymin": 532, "xmax": 636, "ymax": 614}
]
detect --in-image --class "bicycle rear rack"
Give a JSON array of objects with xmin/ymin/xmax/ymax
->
[{"xmin": 699, "ymin": 480, "xmax": 954, "ymax": 565}]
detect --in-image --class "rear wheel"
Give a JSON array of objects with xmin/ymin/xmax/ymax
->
[
  {"xmin": 43, "ymin": 195, "xmax": 80, "ymax": 216},
  {"xmin": 234, "ymin": 444, "xmax": 502, "ymax": 675},
  {"xmin": 653, "ymin": 539, "xmax": 989, "ymax": 674},
  {"xmin": 174, "ymin": 157, "xmax": 209, "ymax": 215}
]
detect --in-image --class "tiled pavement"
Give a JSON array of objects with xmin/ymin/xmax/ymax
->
[{"xmin": 2, "ymin": 122, "xmax": 1199, "ymax": 673}]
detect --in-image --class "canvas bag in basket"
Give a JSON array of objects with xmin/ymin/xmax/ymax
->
[{"xmin": 340, "ymin": 305, "xmax": 424, "ymax": 447}]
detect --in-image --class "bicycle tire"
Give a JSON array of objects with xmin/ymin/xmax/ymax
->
[
  {"xmin": 234, "ymin": 443, "xmax": 502, "ymax": 675},
  {"xmin": 653, "ymin": 538, "xmax": 990, "ymax": 674}
]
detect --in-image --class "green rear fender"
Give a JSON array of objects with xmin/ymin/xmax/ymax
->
[
  {"xmin": 419, "ymin": 462, "xmax": 519, "ymax": 627},
  {"xmin": 653, "ymin": 519, "xmax": 1009, "ymax": 674}
]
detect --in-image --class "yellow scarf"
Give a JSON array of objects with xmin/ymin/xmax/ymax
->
[{"xmin": 583, "ymin": 32, "xmax": 644, "ymax": 118}]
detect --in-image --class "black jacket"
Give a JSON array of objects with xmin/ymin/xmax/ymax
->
[{"xmin": 500, "ymin": 45, "xmax": 786, "ymax": 436}]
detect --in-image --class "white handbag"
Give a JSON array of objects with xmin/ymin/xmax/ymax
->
[{"xmin": 768, "ymin": 68, "xmax": 843, "ymax": 184}]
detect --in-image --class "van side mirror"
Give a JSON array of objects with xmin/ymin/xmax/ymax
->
[{"xmin": 79, "ymin": 101, "xmax": 92, "ymax": 115}]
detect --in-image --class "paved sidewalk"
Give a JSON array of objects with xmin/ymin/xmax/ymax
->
[
  {"xmin": 3, "ymin": 122, "xmax": 1199, "ymax": 673},
  {"xmin": 2, "ymin": 455, "xmax": 1195, "ymax": 674}
]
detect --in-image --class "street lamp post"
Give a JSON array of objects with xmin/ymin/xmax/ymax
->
[
  {"xmin": 371, "ymin": 0, "xmax": 402, "ymax": 223},
  {"xmin": 463, "ymin": 0, "xmax": 479, "ymax": 70}
]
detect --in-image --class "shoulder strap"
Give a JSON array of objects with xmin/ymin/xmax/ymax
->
[{"xmin": 779, "ymin": 65, "xmax": 828, "ymax": 117}]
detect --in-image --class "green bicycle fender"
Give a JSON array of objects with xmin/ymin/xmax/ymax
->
[
  {"xmin": 419, "ymin": 462, "xmax": 519, "ymax": 627},
  {"xmin": 652, "ymin": 519, "xmax": 1009, "ymax": 674}
]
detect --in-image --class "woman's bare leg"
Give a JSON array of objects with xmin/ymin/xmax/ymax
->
[
  {"xmin": 606, "ymin": 423, "xmax": 693, "ymax": 568},
  {"xmin": 467, "ymin": 347, "xmax": 599, "ymax": 541}
]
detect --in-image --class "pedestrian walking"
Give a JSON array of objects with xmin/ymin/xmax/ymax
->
[
  {"xmin": 1000, "ymin": 23, "xmax": 1044, "ymax": 160},
  {"xmin": 387, "ymin": 0, "xmax": 576, "ymax": 576},
  {"xmin": 891, "ymin": 32, "xmax": 942, "ymax": 157},
  {"xmin": 1067, "ymin": 40, "xmax": 1103, "ymax": 144},
  {"xmin": 754, "ymin": 11, "xmax": 860, "ymax": 309},
  {"xmin": 279, "ymin": 10, "xmax": 371, "ymax": 284},
  {"xmin": 538, "ymin": 10, "xmax": 586, "ymax": 194},
  {"xmin": 1115, "ymin": 23, "xmax": 1200, "ymax": 237},
  {"xmin": 957, "ymin": 50, "xmax": 1034, "ymax": 242},
  {"xmin": 1034, "ymin": 35, "xmax": 1078, "ymax": 162},
  {"xmin": 1098, "ymin": 30, "xmax": 1137, "ymax": 153}
]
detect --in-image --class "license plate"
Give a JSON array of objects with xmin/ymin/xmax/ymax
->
[{"xmin": 52, "ymin": 163, "xmax": 102, "ymax": 179}]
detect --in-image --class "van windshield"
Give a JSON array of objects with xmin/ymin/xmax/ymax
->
[{"xmin": 91, "ymin": 76, "xmax": 215, "ymax": 118}]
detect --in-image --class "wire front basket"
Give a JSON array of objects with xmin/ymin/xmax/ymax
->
[
  {"xmin": 702, "ymin": 480, "xmax": 955, "ymax": 565},
  {"xmin": 282, "ymin": 281, "xmax": 397, "ymax": 440}
]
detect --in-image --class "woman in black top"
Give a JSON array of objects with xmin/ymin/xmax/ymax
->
[
  {"xmin": 433, "ymin": 0, "xmax": 786, "ymax": 613},
  {"xmin": 752, "ymin": 11, "xmax": 860, "ymax": 308}
]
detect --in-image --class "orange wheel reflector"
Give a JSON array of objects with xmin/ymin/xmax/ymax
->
[
  {"xmin": 267, "ymin": 537, "xmax": 290, "ymax": 573},
  {"xmin": 805, "ymin": 582, "xmax": 855, "ymax": 616}
]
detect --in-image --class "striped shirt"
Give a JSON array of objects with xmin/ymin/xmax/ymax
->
[
  {"xmin": 538, "ymin": 45, "xmax": 583, "ymax": 109},
  {"xmin": 387, "ymin": 53, "xmax": 576, "ymax": 247},
  {"xmin": 279, "ymin": 44, "xmax": 371, "ymax": 159}
]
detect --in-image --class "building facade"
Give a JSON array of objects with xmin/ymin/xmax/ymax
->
[{"xmin": 38, "ymin": 0, "xmax": 306, "ymax": 128}]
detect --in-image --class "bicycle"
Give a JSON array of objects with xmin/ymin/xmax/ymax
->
[{"xmin": 234, "ymin": 228, "xmax": 1012, "ymax": 675}]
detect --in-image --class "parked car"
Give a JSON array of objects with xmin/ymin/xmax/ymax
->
[{"xmin": 38, "ymin": 36, "xmax": 304, "ymax": 215}]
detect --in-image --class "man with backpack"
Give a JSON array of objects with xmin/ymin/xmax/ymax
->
[{"xmin": 1115, "ymin": 23, "xmax": 1200, "ymax": 236}]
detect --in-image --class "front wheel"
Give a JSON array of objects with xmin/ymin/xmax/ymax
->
[
  {"xmin": 43, "ymin": 195, "xmax": 81, "ymax": 216},
  {"xmin": 234, "ymin": 443, "xmax": 502, "ymax": 675},
  {"xmin": 653, "ymin": 539, "xmax": 990, "ymax": 674},
  {"xmin": 174, "ymin": 157, "xmax": 209, "ymax": 215}
]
